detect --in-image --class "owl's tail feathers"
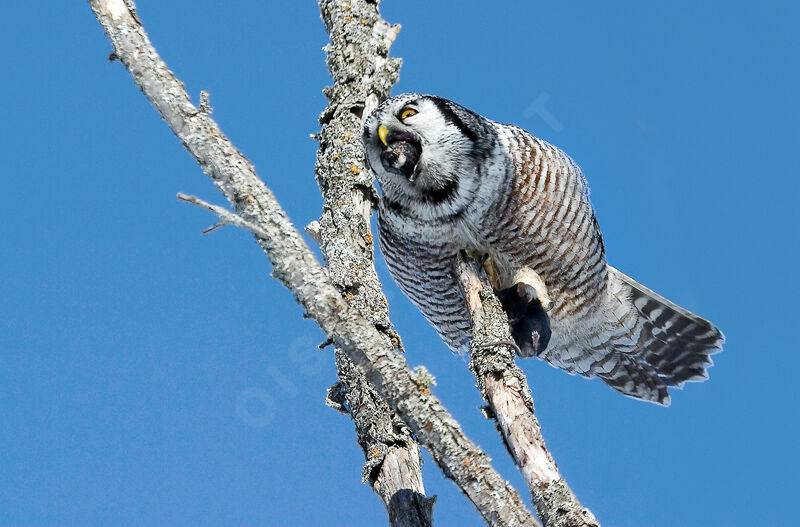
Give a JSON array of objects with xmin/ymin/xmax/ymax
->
[
  {"xmin": 599, "ymin": 267, "xmax": 725, "ymax": 406},
  {"xmin": 595, "ymin": 354, "xmax": 671, "ymax": 405}
]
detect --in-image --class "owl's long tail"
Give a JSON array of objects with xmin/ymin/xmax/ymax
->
[{"xmin": 595, "ymin": 266, "xmax": 724, "ymax": 405}]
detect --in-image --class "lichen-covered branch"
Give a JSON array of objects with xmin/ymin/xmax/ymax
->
[
  {"xmin": 312, "ymin": 1, "xmax": 433, "ymax": 523},
  {"xmin": 327, "ymin": 349, "xmax": 434, "ymax": 527},
  {"xmin": 88, "ymin": 0, "xmax": 536, "ymax": 524},
  {"xmin": 457, "ymin": 256, "xmax": 600, "ymax": 527}
]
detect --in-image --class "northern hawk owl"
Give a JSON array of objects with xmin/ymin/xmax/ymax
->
[{"xmin": 363, "ymin": 94, "xmax": 724, "ymax": 405}]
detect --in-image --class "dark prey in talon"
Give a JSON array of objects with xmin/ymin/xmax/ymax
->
[{"xmin": 497, "ymin": 283, "xmax": 552, "ymax": 358}]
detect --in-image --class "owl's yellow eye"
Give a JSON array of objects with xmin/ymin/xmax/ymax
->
[{"xmin": 400, "ymin": 107, "xmax": 418, "ymax": 120}]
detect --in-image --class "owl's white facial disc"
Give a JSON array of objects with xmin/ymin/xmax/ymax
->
[{"xmin": 363, "ymin": 94, "xmax": 501, "ymax": 221}]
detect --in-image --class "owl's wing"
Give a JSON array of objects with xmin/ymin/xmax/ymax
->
[{"xmin": 378, "ymin": 219, "xmax": 472, "ymax": 353}]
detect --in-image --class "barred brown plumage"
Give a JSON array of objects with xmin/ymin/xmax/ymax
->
[{"xmin": 364, "ymin": 93, "xmax": 724, "ymax": 405}]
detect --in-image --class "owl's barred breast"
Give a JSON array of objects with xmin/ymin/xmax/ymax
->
[{"xmin": 480, "ymin": 125, "xmax": 609, "ymax": 324}]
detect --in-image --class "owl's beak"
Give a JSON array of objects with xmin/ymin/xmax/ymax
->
[
  {"xmin": 379, "ymin": 129, "xmax": 422, "ymax": 182},
  {"xmin": 378, "ymin": 125, "xmax": 389, "ymax": 146}
]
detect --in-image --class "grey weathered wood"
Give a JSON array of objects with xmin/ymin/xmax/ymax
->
[
  {"xmin": 312, "ymin": 1, "xmax": 434, "ymax": 524},
  {"xmin": 327, "ymin": 350, "xmax": 434, "ymax": 527},
  {"xmin": 88, "ymin": 0, "xmax": 537, "ymax": 525},
  {"xmin": 457, "ymin": 256, "xmax": 600, "ymax": 527}
]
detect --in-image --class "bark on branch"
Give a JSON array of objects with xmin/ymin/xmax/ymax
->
[
  {"xmin": 313, "ymin": 1, "xmax": 433, "ymax": 524},
  {"xmin": 88, "ymin": 0, "xmax": 536, "ymax": 524},
  {"xmin": 457, "ymin": 256, "xmax": 600, "ymax": 527}
]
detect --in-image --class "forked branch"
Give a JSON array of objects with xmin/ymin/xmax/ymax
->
[{"xmin": 88, "ymin": 0, "xmax": 536, "ymax": 525}]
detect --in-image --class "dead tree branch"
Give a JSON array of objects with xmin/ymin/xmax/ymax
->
[
  {"xmin": 88, "ymin": 0, "xmax": 536, "ymax": 524},
  {"xmin": 312, "ymin": 1, "xmax": 433, "ymax": 524},
  {"xmin": 457, "ymin": 256, "xmax": 600, "ymax": 527}
]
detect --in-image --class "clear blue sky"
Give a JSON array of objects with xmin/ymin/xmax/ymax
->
[{"xmin": 1, "ymin": 1, "xmax": 797, "ymax": 526}]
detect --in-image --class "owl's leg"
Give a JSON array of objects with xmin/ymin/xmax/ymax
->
[
  {"xmin": 483, "ymin": 257, "xmax": 552, "ymax": 311},
  {"xmin": 509, "ymin": 267, "xmax": 552, "ymax": 312}
]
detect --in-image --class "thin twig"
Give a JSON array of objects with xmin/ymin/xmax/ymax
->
[{"xmin": 177, "ymin": 193, "xmax": 270, "ymax": 238}]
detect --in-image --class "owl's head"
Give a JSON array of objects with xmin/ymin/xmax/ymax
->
[{"xmin": 363, "ymin": 94, "xmax": 499, "ymax": 220}]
